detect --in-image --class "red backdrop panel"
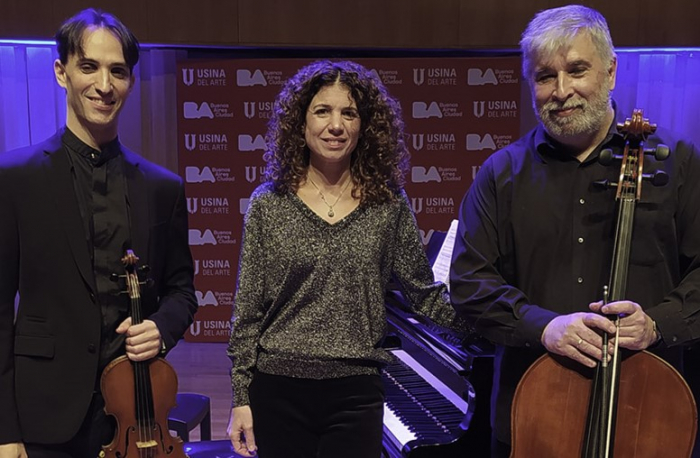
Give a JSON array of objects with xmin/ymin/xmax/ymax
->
[{"xmin": 177, "ymin": 57, "xmax": 522, "ymax": 342}]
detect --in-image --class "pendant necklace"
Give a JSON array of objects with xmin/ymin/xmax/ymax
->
[{"xmin": 307, "ymin": 176, "xmax": 352, "ymax": 218}]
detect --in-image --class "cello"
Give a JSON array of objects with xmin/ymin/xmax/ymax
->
[
  {"xmin": 100, "ymin": 250, "xmax": 186, "ymax": 457},
  {"xmin": 510, "ymin": 110, "xmax": 698, "ymax": 457}
]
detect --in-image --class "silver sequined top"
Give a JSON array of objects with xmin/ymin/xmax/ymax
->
[{"xmin": 227, "ymin": 182, "xmax": 456, "ymax": 407}]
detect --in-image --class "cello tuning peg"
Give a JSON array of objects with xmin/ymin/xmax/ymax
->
[
  {"xmin": 598, "ymin": 148, "xmax": 624, "ymax": 166},
  {"xmin": 593, "ymin": 179, "xmax": 617, "ymax": 190},
  {"xmin": 110, "ymin": 273, "xmax": 122, "ymax": 282},
  {"xmin": 138, "ymin": 265, "xmax": 151, "ymax": 274},
  {"xmin": 642, "ymin": 170, "xmax": 669, "ymax": 187},
  {"xmin": 643, "ymin": 144, "xmax": 670, "ymax": 161}
]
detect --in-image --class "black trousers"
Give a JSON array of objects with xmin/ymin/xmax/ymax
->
[
  {"xmin": 249, "ymin": 371, "xmax": 385, "ymax": 458},
  {"xmin": 25, "ymin": 392, "xmax": 115, "ymax": 458}
]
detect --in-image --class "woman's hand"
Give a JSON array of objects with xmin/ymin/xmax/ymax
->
[{"xmin": 228, "ymin": 405, "xmax": 257, "ymax": 457}]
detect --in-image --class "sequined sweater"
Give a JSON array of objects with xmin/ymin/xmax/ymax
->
[{"xmin": 227, "ymin": 182, "xmax": 456, "ymax": 407}]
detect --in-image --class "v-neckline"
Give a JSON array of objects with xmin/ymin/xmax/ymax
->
[{"xmin": 290, "ymin": 192, "xmax": 362, "ymax": 227}]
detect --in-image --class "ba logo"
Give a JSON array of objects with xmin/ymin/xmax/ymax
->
[
  {"xmin": 185, "ymin": 166, "xmax": 215, "ymax": 183},
  {"xmin": 467, "ymin": 68, "xmax": 498, "ymax": 86},
  {"xmin": 419, "ymin": 229, "xmax": 435, "ymax": 245},
  {"xmin": 411, "ymin": 197, "xmax": 424, "ymax": 214},
  {"xmin": 412, "ymin": 102, "xmax": 442, "ymax": 119},
  {"xmin": 182, "ymin": 68, "xmax": 194, "ymax": 86},
  {"xmin": 184, "ymin": 134, "xmax": 196, "ymax": 151},
  {"xmin": 238, "ymin": 135, "xmax": 266, "ymax": 152},
  {"xmin": 183, "ymin": 102, "xmax": 214, "ymax": 119},
  {"xmin": 186, "ymin": 197, "xmax": 198, "ymax": 214},
  {"xmin": 413, "ymin": 68, "xmax": 425, "ymax": 85},
  {"xmin": 237, "ymin": 69, "xmax": 267, "ymax": 87},
  {"xmin": 240, "ymin": 198, "xmax": 250, "ymax": 215},
  {"xmin": 243, "ymin": 102, "xmax": 256, "ymax": 119},
  {"xmin": 194, "ymin": 260, "xmax": 200, "ymax": 275},
  {"xmin": 412, "ymin": 134, "xmax": 424, "ymax": 151},
  {"xmin": 412, "ymin": 166, "xmax": 441, "ymax": 183},
  {"xmin": 189, "ymin": 321, "xmax": 201, "ymax": 336},
  {"xmin": 473, "ymin": 101, "xmax": 485, "ymax": 118},
  {"xmin": 466, "ymin": 134, "xmax": 497, "ymax": 151},
  {"xmin": 189, "ymin": 229, "xmax": 217, "ymax": 246},
  {"xmin": 196, "ymin": 290, "xmax": 219, "ymax": 307}
]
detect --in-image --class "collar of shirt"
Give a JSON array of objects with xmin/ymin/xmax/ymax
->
[{"xmin": 61, "ymin": 127, "xmax": 122, "ymax": 167}]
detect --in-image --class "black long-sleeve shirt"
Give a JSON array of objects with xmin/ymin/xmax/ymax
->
[
  {"xmin": 63, "ymin": 128, "xmax": 131, "ymax": 371},
  {"xmin": 450, "ymin": 119, "xmax": 700, "ymax": 443}
]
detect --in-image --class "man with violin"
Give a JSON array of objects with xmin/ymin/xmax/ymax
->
[
  {"xmin": 0, "ymin": 8, "xmax": 197, "ymax": 458},
  {"xmin": 450, "ymin": 4, "xmax": 700, "ymax": 458}
]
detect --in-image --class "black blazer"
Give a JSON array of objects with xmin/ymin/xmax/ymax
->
[{"xmin": 0, "ymin": 131, "xmax": 197, "ymax": 444}]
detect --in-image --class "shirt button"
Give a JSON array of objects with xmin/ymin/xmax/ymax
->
[
  {"xmin": 577, "ymin": 277, "xmax": 584, "ymax": 284},
  {"xmin": 578, "ymin": 237, "xmax": 584, "ymax": 244},
  {"xmin": 579, "ymin": 198, "xmax": 585, "ymax": 204},
  {"xmin": 87, "ymin": 343, "xmax": 96, "ymax": 353}
]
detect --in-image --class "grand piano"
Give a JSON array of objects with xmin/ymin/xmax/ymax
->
[{"xmin": 381, "ymin": 231, "xmax": 494, "ymax": 458}]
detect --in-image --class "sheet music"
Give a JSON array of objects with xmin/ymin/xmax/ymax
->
[{"xmin": 431, "ymin": 219, "xmax": 459, "ymax": 291}]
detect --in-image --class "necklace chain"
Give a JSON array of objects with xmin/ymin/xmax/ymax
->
[{"xmin": 307, "ymin": 176, "xmax": 352, "ymax": 218}]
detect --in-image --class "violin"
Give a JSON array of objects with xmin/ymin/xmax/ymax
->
[
  {"xmin": 510, "ymin": 110, "xmax": 698, "ymax": 457},
  {"xmin": 100, "ymin": 250, "xmax": 186, "ymax": 457}
]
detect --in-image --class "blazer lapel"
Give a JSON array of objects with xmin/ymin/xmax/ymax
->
[{"xmin": 44, "ymin": 137, "xmax": 97, "ymax": 294}]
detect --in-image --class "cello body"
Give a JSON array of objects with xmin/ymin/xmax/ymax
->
[
  {"xmin": 511, "ymin": 351, "xmax": 697, "ymax": 457},
  {"xmin": 510, "ymin": 110, "xmax": 698, "ymax": 457}
]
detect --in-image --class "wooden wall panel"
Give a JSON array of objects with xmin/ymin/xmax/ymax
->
[
  {"xmin": 146, "ymin": 0, "xmax": 239, "ymax": 45},
  {"xmin": 238, "ymin": 0, "xmax": 461, "ymax": 48},
  {"xmin": 0, "ymin": 0, "xmax": 697, "ymax": 48},
  {"xmin": 1, "ymin": 1, "xmax": 61, "ymax": 40},
  {"xmin": 51, "ymin": 0, "xmax": 150, "ymax": 44}
]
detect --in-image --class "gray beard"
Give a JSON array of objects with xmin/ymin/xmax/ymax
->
[{"xmin": 536, "ymin": 88, "xmax": 611, "ymax": 139}]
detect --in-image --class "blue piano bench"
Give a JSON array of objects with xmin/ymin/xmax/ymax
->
[{"xmin": 168, "ymin": 393, "xmax": 212, "ymax": 441}]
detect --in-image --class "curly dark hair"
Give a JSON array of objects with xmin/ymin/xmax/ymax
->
[{"xmin": 264, "ymin": 60, "xmax": 410, "ymax": 205}]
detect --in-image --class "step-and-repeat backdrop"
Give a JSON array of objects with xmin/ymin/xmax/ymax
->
[{"xmin": 177, "ymin": 57, "xmax": 522, "ymax": 342}]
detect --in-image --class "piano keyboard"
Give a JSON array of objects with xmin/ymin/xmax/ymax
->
[
  {"xmin": 381, "ymin": 348, "xmax": 474, "ymax": 456},
  {"xmin": 381, "ymin": 290, "xmax": 493, "ymax": 457}
]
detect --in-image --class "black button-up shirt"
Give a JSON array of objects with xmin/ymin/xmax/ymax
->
[
  {"xmin": 62, "ymin": 128, "xmax": 131, "ymax": 370},
  {"xmin": 450, "ymin": 117, "xmax": 700, "ymax": 442}
]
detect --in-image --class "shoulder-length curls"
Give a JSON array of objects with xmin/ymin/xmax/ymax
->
[{"xmin": 264, "ymin": 60, "xmax": 409, "ymax": 205}]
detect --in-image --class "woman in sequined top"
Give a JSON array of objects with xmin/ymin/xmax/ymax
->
[{"xmin": 226, "ymin": 60, "xmax": 458, "ymax": 458}]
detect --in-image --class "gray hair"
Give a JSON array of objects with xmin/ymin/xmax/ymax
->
[{"xmin": 520, "ymin": 4, "xmax": 615, "ymax": 81}]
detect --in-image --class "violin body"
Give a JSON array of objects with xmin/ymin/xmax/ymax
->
[
  {"xmin": 100, "ymin": 250, "xmax": 186, "ymax": 458},
  {"xmin": 511, "ymin": 351, "xmax": 697, "ymax": 458},
  {"xmin": 101, "ymin": 356, "xmax": 186, "ymax": 457}
]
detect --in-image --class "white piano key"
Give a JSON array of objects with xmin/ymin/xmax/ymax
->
[{"xmin": 384, "ymin": 402, "xmax": 417, "ymax": 449}]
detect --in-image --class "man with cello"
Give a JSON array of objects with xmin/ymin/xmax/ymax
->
[
  {"xmin": 0, "ymin": 8, "xmax": 197, "ymax": 458},
  {"xmin": 450, "ymin": 4, "xmax": 700, "ymax": 457}
]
